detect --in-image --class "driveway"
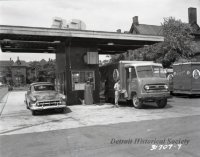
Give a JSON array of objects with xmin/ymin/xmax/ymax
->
[{"xmin": 0, "ymin": 91, "xmax": 200, "ymax": 135}]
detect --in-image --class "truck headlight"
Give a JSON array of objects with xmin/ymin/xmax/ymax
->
[
  {"xmin": 144, "ymin": 85, "xmax": 150, "ymax": 90},
  {"xmin": 164, "ymin": 85, "xmax": 168, "ymax": 90}
]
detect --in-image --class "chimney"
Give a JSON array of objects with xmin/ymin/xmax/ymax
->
[
  {"xmin": 188, "ymin": 7, "xmax": 197, "ymax": 24},
  {"xmin": 116, "ymin": 29, "xmax": 121, "ymax": 33},
  {"xmin": 133, "ymin": 16, "xmax": 139, "ymax": 25}
]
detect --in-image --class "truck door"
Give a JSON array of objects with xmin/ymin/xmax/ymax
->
[
  {"xmin": 191, "ymin": 64, "xmax": 200, "ymax": 91},
  {"xmin": 126, "ymin": 67, "xmax": 137, "ymax": 98},
  {"xmin": 125, "ymin": 68, "xmax": 130, "ymax": 92},
  {"xmin": 131, "ymin": 67, "xmax": 137, "ymax": 92}
]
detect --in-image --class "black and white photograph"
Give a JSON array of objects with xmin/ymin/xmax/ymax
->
[{"xmin": 0, "ymin": 0, "xmax": 200, "ymax": 156}]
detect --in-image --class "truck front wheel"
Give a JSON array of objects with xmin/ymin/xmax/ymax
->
[
  {"xmin": 132, "ymin": 95, "xmax": 143, "ymax": 109},
  {"xmin": 156, "ymin": 98, "xmax": 167, "ymax": 108}
]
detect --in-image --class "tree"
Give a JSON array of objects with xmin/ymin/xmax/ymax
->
[
  {"xmin": 42, "ymin": 60, "xmax": 56, "ymax": 82},
  {"xmin": 159, "ymin": 17, "xmax": 195, "ymax": 67},
  {"xmin": 109, "ymin": 54, "xmax": 125, "ymax": 63},
  {"xmin": 28, "ymin": 60, "xmax": 56, "ymax": 83},
  {"xmin": 1, "ymin": 66, "xmax": 12, "ymax": 84},
  {"xmin": 126, "ymin": 17, "xmax": 195, "ymax": 68},
  {"xmin": 28, "ymin": 61, "xmax": 42, "ymax": 82}
]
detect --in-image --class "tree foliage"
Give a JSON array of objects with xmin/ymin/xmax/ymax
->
[
  {"xmin": 28, "ymin": 59, "xmax": 55, "ymax": 83},
  {"xmin": 116, "ymin": 17, "xmax": 195, "ymax": 68},
  {"xmin": 161, "ymin": 17, "xmax": 194, "ymax": 63}
]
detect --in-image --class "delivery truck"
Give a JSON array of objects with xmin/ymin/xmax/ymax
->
[
  {"xmin": 100, "ymin": 61, "xmax": 170, "ymax": 108},
  {"xmin": 173, "ymin": 62, "xmax": 200, "ymax": 95}
]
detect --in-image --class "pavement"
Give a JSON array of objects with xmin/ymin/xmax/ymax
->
[
  {"xmin": 0, "ymin": 91, "xmax": 200, "ymax": 135},
  {"xmin": 0, "ymin": 91, "xmax": 200, "ymax": 157},
  {"xmin": 0, "ymin": 87, "xmax": 8, "ymax": 116},
  {"xmin": 0, "ymin": 86, "xmax": 8, "ymax": 101}
]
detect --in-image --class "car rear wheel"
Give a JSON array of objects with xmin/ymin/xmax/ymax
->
[
  {"xmin": 132, "ymin": 95, "xmax": 143, "ymax": 109},
  {"xmin": 156, "ymin": 98, "xmax": 167, "ymax": 108}
]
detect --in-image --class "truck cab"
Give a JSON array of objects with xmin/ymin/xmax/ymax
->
[
  {"xmin": 100, "ymin": 61, "xmax": 170, "ymax": 108},
  {"xmin": 122, "ymin": 61, "xmax": 170, "ymax": 108}
]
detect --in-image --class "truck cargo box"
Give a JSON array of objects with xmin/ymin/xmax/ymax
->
[{"xmin": 173, "ymin": 62, "xmax": 200, "ymax": 95}]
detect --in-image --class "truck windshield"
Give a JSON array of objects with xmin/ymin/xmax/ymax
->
[
  {"xmin": 34, "ymin": 85, "xmax": 55, "ymax": 91},
  {"xmin": 136, "ymin": 66, "xmax": 166, "ymax": 78}
]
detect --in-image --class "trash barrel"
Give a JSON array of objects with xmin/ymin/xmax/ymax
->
[{"xmin": 84, "ymin": 83, "xmax": 93, "ymax": 105}]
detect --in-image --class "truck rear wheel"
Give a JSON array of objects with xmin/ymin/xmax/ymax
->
[
  {"xmin": 132, "ymin": 95, "xmax": 143, "ymax": 109},
  {"xmin": 156, "ymin": 98, "xmax": 167, "ymax": 108}
]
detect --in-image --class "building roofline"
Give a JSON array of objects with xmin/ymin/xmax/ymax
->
[
  {"xmin": 173, "ymin": 62, "xmax": 200, "ymax": 65},
  {"xmin": 0, "ymin": 25, "xmax": 164, "ymax": 42}
]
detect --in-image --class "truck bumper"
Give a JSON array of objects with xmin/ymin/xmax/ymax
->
[{"xmin": 139, "ymin": 92, "xmax": 171, "ymax": 101}]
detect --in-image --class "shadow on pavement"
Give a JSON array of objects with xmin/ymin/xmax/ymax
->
[
  {"xmin": 172, "ymin": 93, "xmax": 200, "ymax": 99},
  {"xmin": 118, "ymin": 100, "xmax": 173, "ymax": 109},
  {"xmin": 34, "ymin": 107, "xmax": 72, "ymax": 116}
]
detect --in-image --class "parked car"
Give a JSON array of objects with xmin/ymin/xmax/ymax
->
[{"xmin": 25, "ymin": 82, "xmax": 67, "ymax": 115}]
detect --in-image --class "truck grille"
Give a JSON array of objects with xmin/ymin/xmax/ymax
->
[
  {"xmin": 148, "ymin": 84, "xmax": 166, "ymax": 90},
  {"xmin": 37, "ymin": 100, "xmax": 61, "ymax": 107}
]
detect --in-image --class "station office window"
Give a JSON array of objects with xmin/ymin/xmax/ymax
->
[{"xmin": 71, "ymin": 71, "xmax": 95, "ymax": 91}]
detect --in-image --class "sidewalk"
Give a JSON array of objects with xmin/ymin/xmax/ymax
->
[
  {"xmin": 0, "ymin": 87, "xmax": 9, "ymax": 116},
  {"xmin": 0, "ymin": 87, "xmax": 8, "ymax": 102}
]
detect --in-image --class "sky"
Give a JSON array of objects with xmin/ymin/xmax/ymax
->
[{"xmin": 0, "ymin": 0, "xmax": 200, "ymax": 61}]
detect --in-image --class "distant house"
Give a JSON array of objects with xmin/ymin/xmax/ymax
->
[
  {"xmin": 11, "ymin": 57, "xmax": 30, "ymax": 86},
  {"xmin": 129, "ymin": 16, "xmax": 163, "ymax": 36},
  {"xmin": 0, "ymin": 59, "xmax": 13, "ymax": 84},
  {"xmin": 0, "ymin": 57, "xmax": 29, "ymax": 86},
  {"xmin": 129, "ymin": 7, "xmax": 200, "ymax": 61},
  {"xmin": 129, "ymin": 8, "xmax": 200, "ymax": 37}
]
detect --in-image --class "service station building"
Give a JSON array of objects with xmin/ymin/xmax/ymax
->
[{"xmin": 0, "ymin": 25, "xmax": 163, "ymax": 105}]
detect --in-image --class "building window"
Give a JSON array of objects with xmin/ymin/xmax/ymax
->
[{"xmin": 71, "ymin": 70, "xmax": 95, "ymax": 91}]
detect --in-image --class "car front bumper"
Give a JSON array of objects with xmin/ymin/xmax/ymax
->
[{"xmin": 29, "ymin": 101, "xmax": 66, "ymax": 111}]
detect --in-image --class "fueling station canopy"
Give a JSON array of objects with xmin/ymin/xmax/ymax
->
[{"xmin": 0, "ymin": 25, "xmax": 164, "ymax": 54}]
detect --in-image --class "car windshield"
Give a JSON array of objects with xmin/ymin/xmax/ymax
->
[
  {"xmin": 34, "ymin": 84, "xmax": 55, "ymax": 91},
  {"xmin": 136, "ymin": 66, "xmax": 166, "ymax": 78}
]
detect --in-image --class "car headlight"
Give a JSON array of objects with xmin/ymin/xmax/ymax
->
[
  {"xmin": 30, "ymin": 96, "xmax": 37, "ymax": 102},
  {"xmin": 144, "ymin": 85, "xmax": 150, "ymax": 90},
  {"xmin": 60, "ymin": 94, "xmax": 66, "ymax": 100},
  {"xmin": 164, "ymin": 84, "xmax": 169, "ymax": 90}
]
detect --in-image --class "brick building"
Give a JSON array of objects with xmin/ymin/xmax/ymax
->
[{"xmin": 0, "ymin": 57, "xmax": 29, "ymax": 86}]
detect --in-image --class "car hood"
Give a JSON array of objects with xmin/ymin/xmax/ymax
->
[{"xmin": 32, "ymin": 91, "xmax": 61, "ymax": 101}]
